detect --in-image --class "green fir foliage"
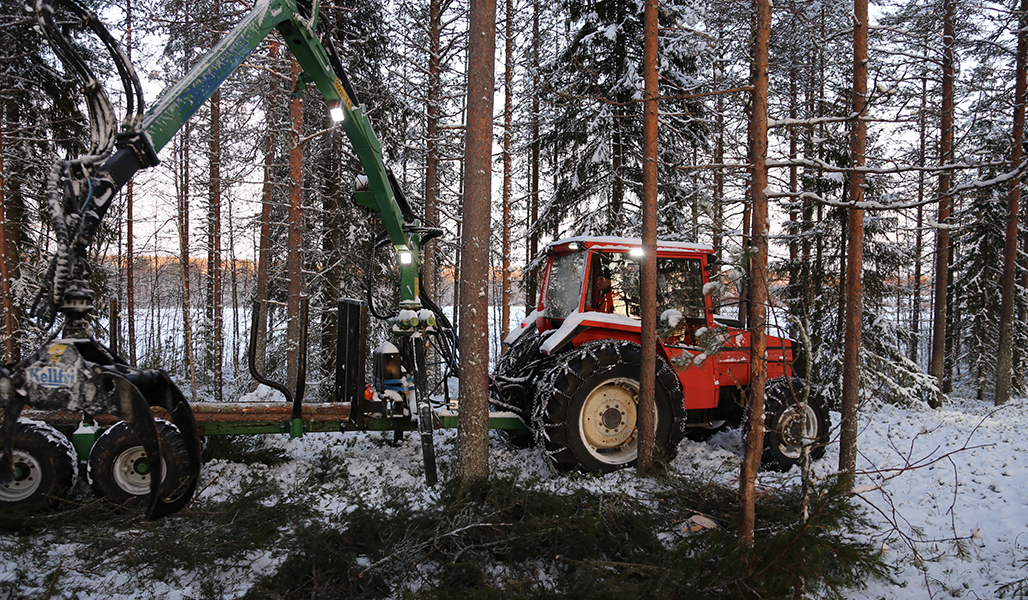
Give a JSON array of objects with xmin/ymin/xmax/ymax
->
[
  {"xmin": 537, "ymin": 0, "xmax": 708, "ymax": 238},
  {"xmin": 951, "ymin": 116, "xmax": 1028, "ymax": 400},
  {"xmin": 246, "ymin": 472, "xmax": 888, "ymax": 600}
]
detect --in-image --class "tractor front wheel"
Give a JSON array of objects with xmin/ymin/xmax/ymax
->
[
  {"xmin": 762, "ymin": 377, "xmax": 831, "ymax": 471},
  {"xmin": 538, "ymin": 341, "xmax": 684, "ymax": 473},
  {"xmin": 88, "ymin": 419, "xmax": 192, "ymax": 504},
  {"xmin": 0, "ymin": 421, "xmax": 77, "ymax": 509}
]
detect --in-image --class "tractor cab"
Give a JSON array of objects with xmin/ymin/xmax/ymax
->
[{"xmin": 521, "ymin": 236, "xmax": 718, "ymax": 355}]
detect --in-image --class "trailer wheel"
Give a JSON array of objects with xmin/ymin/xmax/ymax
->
[
  {"xmin": 762, "ymin": 377, "xmax": 830, "ymax": 471},
  {"xmin": 0, "ymin": 422, "xmax": 77, "ymax": 509},
  {"xmin": 88, "ymin": 419, "xmax": 192, "ymax": 504},
  {"xmin": 538, "ymin": 341, "xmax": 684, "ymax": 473}
]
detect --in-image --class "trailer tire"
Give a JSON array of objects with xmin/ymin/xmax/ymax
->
[
  {"xmin": 0, "ymin": 422, "xmax": 77, "ymax": 509},
  {"xmin": 538, "ymin": 341, "xmax": 684, "ymax": 473},
  {"xmin": 88, "ymin": 419, "xmax": 192, "ymax": 505},
  {"xmin": 762, "ymin": 377, "xmax": 830, "ymax": 471}
]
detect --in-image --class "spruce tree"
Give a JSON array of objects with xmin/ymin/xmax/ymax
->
[
  {"xmin": 539, "ymin": 0, "xmax": 707, "ymax": 237},
  {"xmin": 0, "ymin": 0, "xmax": 92, "ymax": 359}
]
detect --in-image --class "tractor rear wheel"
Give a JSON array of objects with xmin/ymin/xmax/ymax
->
[
  {"xmin": 762, "ymin": 377, "xmax": 830, "ymax": 471},
  {"xmin": 492, "ymin": 329, "xmax": 545, "ymax": 415},
  {"xmin": 538, "ymin": 341, "xmax": 684, "ymax": 473},
  {"xmin": 491, "ymin": 328, "xmax": 547, "ymax": 447},
  {"xmin": 88, "ymin": 419, "xmax": 192, "ymax": 504},
  {"xmin": 0, "ymin": 422, "xmax": 77, "ymax": 509}
]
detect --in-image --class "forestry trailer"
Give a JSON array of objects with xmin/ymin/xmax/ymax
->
[{"xmin": 0, "ymin": 0, "xmax": 829, "ymax": 519}]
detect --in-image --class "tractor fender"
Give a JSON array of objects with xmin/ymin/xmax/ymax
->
[
  {"xmin": 503, "ymin": 309, "xmax": 543, "ymax": 347},
  {"xmin": 539, "ymin": 311, "xmax": 642, "ymax": 356}
]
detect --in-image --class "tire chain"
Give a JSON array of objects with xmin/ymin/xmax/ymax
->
[
  {"xmin": 761, "ymin": 376, "xmax": 830, "ymax": 468},
  {"xmin": 490, "ymin": 331, "xmax": 548, "ymax": 416},
  {"xmin": 532, "ymin": 340, "xmax": 686, "ymax": 471}
]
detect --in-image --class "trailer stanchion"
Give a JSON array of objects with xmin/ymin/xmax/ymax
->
[{"xmin": 337, "ymin": 298, "xmax": 368, "ymax": 429}]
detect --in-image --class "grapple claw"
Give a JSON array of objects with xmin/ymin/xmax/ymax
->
[
  {"xmin": 1, "ymin": 339, "xmax": 199, "ymax": 520},
  {"xmin": 103, "ymin": 375, "xmax": 164, "ymax": 520},
  {"xmin": 108, "ymin": 368, "xmax": 200, "ymax": 520}
]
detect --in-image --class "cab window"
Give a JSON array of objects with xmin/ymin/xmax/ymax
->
[
  {"xmin": 586, "ymin": 253, "xmax": 641, "ymax": 318},
  {"xmin": 543, "ymin": 251, "xmax": 587, "ymax": 319},
  {"xmin": 656, "ymin": 257, "xmax": 708, "ymax": 346}
]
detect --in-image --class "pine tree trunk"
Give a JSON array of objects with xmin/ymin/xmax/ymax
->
[
  {"xmin": 994, "ymin": 0, "xmax": 1026, "ymax": 406},
  {"xmin": 911, "ymin": 79, "xmax": 928, "ymax": 365},
  {"xmin": 208, "ymin": 88, "xmax": 224, "ymax": 403},
  {"xmin": 637, "ymin": 0, "xmax": 659, "ymax": 474},
  {"xmin": 255, "ymin": 42, "xmax": 280, "ymax": 381},
  {"xmin": 458, "ymin": 0, "xmax": 496, "ymax": 483},
  {"xmin": 424, "ymin": 0, "xmax": 443, "ymax": 305},
  {"xmin": 945, "ymin": 247, "xmax": 956, "ymax": 392},
  {"xmin": 740, "ymin": 0, "xmax": 770, "ymax": 547},
  {"xmin": 501, "ymin": 0, "xmax": 514, "ymax": 349},
  {"xmin": 526, "ymin": 1, "xmax": 541, "ymax": 309},
  {"xmin": 124, "ymin": 0, "xmax": 136, "ymax": 367},
  {"xmin": 801, "ymin": 51, "xmax": 816, "ymax": 321},
  {"xmin": 321, "ymin": 117, "xmax": 344, "ymax": 385},
  {"xmin": 611, "ymin": 113, "xmax": 624, "ymax": 233},
  {"xmin": 839, "ymin": 0, "xmax": 868, "ymax": 484},
  {"xmin": 929, "ymin": 0, "xmax": 956, "ymax": 409},
  {"xmin": 912, "ymin": 203, "xmax": 923, "ymax": 362},
  {"xmin": 713, "ymin": 71, "xmax": 725, "ymax": 261},
  {"xmin": 0, "ymin": 105, "xmax": 19, "ymax": 363},
  {"xmin": 788, "ymin": 66, "xmax": 799, "ymax": 333},
  {"xmin": 227, "ymin": 203, "xmax": 239, "ymax": 376},
  {"xmin": 1018, "ymin": 1, "xmax": 1028, "ymax": 394},
  {"xmin": 126, "ymin": 180, "xmax": 136, "ymax": 365},
  {"xmin": 837, "ymin": 205, "xmax": 848, "ymax": 342},
  {"xmin": 177, "ymin": 122, "xmax": 197, "ymax": 398},
  {"xmin": 286, "ymin": 58, "xmax": 305, "ymax": 395}
]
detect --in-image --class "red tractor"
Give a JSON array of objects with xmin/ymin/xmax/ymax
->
[{"xmin": 491, "ymin": 236, "xmax": 830, "ymax": 473}]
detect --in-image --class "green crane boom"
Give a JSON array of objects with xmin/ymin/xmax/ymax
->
[{"xmin": 138, "ymin": 0, "xmax": 421, "ymax": 306}]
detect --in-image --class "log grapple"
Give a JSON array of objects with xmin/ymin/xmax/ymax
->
[{"xmin": 0, "ymin": 0, "xmax": 201, "ymax": 519}]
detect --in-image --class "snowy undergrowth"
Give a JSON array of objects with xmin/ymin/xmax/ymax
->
[
  {"xmin": 843, "ymin": 397, "xmax": 1028, "ymax": 600},
  {"xmin": 1, "ymin": 395, "xmax": 1026, "ymax": 599}
]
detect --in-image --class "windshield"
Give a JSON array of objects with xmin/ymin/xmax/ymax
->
[{"xmin": 544, "ymin": 252, "xmax": 587, "ymax": 318}]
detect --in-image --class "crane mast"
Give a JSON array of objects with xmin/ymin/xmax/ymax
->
[{"xmin": 0, "ymin": 0, "xmax": 439, "ymax": 519}]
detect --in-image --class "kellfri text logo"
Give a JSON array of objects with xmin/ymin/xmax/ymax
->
[{"xmin": 27, "ymin": 365, "xmax": 77, "ymax": 389}]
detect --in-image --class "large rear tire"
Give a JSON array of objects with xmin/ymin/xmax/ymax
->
[
  {"xmin": 491, "ymin": 329, "xmax": 545, "ymax": 416},
  {"xmin": 762, "ymin": 377, "xmax": 830, "ymax": 471},
  {"xmin": 0, "ymin": 422, "xmax": 77, "ymax": 509},
  {"xmin": 537, "ymin": 341, "xmax": 685, "ymax": 473},
  {"xmin": 491, "ymin": 329, "xmax": 547, "ymax": 447},
  {"xmin": 88, "ymin": 419, "xmax": 192, "ymax": 504}
]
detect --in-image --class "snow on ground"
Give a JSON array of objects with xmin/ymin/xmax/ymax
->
[
  {"xmin": 675, "ymin": 396, "xmax": 1028, "ymax": 598},
  {"xmin": 841, "ymin": 397, "xmax": 1028, "ymax": 600},
  {"xmin": 2, "ymin": 393, "xmax": 1028, "ymax": 599}
]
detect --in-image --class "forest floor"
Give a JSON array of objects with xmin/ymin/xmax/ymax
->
[{"xmin": 1, "ymin": 388, "xmax": 1026, "ymax": 599}]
